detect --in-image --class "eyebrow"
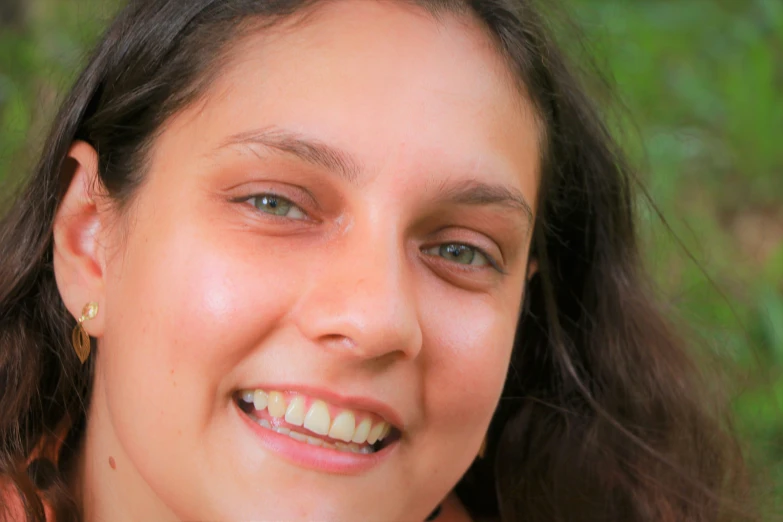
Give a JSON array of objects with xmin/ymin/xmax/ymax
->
[
  {"xmin": 219, "ymin": 127, "xmax": 534, "ymax": 226},
  {"xmin": 220, "ymin": 127, "xmax": 361, "ymax": 184},
  {"xmin": 437, "ymin": 178, "xmax": 534, "ymax": 227}
]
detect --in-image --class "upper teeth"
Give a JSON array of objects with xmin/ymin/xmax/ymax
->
[{"xmin": 240, "ymin": 389, "xmax": 393, "ymax": 445}]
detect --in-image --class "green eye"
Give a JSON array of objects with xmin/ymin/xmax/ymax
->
[
  {"xmin": 424, "ymin": 243, "xmax": 491, "ymax": 267},
  {"xmin": 249, "ymin": 194, "xmax": 306, "ymax": 219}
]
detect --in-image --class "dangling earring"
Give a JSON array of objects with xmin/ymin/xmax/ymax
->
[{"xmin": 72, "ymin": 302, "xmax": 98, "ymax": 364}]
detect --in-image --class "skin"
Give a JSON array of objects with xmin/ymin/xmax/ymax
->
[{"xmin": 53, "ymin": 1, "xmax": 540, "ymax": 520}]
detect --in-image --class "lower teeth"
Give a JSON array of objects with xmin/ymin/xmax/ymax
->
[{"xmin": 252, "ymin": 415, "xmax": 374, "ymax": 454}]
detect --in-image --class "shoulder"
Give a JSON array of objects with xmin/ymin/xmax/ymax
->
[
  {"xmin": 1, "ymin": 482, "xmax": 26, "ymax": 521},
  {"xmin": 0, "ymin": 479, "xmax": 55, "ymax": 522}
]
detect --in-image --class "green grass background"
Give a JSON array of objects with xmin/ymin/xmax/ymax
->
[{"xmin": 1, "ymin": 0, "xmax": 781, "ymax": 514}]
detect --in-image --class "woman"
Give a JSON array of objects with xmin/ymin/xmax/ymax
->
[{"xmin": 0, "ymin": 0, "xmax": 754, "ymax": 520}]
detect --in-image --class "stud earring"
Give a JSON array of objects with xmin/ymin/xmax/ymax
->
[{"xmin": 72, "ymin": 302, "xmax": 98, "ymax": 364}]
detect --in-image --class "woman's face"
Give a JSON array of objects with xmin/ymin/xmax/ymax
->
[{"xmin": 80, "ymin": 1, "xmax": 539, "ymax": 520}]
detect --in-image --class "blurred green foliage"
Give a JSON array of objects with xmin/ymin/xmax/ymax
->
[
  {"xmin": 1, "ymin": 0, "xmax": 782, "ymax": 513},
  {"xmin": 0, "ymin": 0, "xmax": 116, "ymax": 188},
  {"xmin": 563, "ymin": 0, "xmax": 783, "ymax": 508}
]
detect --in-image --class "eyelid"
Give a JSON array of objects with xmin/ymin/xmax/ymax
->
[
  {"xmin": 230, "ymin": 191, "xmax": 312, "ymax": 221},
  {"xmin": 225, "ymin": 177, "xmax": 320, "ymax": 209},
  {"xmin": 465, "ymin": 244, "xmax": 505, "ymax": 273},
  {"xmin": 422, "ymin": 242, "xmax": 506, "ymax": 274},
  {"xmin": 426, "ymin": 226, "xmax": 507, "ymax": 269}
]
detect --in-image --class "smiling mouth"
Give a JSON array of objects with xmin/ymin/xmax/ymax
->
[{"xmin": 235, "ymin": 389, "xmax": 400, "ymax": 455}]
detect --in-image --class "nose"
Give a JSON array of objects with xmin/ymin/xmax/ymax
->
[{"xmin": 293, "ymin": 225, "xmax": 423, "ymax": 362}]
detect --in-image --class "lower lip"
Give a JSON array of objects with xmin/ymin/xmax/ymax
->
[{"xmin": 234, "ymin": 402, "xmax": 397, "ymax": 475}]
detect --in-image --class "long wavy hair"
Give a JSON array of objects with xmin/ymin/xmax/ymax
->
[{"xmin": 0, "ymin": 0, "xmax": 755, "ymax": 521}]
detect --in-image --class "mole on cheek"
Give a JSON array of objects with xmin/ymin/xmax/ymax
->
[{"xmin": 109, "ymin": 456, "xmax": 116, "ymax": 470}]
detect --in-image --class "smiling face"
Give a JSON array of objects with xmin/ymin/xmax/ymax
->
[{"xmin": 67, "ymin": 1, "xmax": 541, "ymax": 520}]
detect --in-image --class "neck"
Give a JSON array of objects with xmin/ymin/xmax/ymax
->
[{"xmin": 70, "ymin": 367, "xmax": 176, "ymax": 521}]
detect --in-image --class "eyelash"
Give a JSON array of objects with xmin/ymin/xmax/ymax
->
[
  {"xmin": 238, "ymin": 192, "xmax": 504, "ymax": 273},
  {"xmin": 421, "ymin": 243, "xmax": 503, "ymax": 273},
  {"xmin": 242, "ymin": 193, "xmax": 310, "ymax": 220}
]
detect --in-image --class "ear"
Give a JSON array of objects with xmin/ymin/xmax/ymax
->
[
  {"xmin": 53, "ymin": 141, "xmax": 108, "ymax": 337},
  {"xmin": 526, "ymin": 258, "xmax": 538, "ymax": 281}
]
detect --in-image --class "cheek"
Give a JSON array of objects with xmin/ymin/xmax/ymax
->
[
  {"xmin": 421, "ymin": 292, "xmax": 517, "ymax": 429},
  {"xmin": 99, "ymin": 214, "xmax": 303, "ymax": 449},
  {"xmin": 111, "ymin": 224, "xmax": 299, "ymax": 362},
  {"xmin": 407, "ymin": 288, "xmax": 517, "ymax": 505}
]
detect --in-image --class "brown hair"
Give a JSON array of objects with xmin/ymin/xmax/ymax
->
[{"xmin": 0, "ymin": 0, "xmax": 756, "ymax": 520}]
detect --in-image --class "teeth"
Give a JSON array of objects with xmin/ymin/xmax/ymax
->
[
  {"xmin": 303, "ymin": 400, "xmax": 331, "ymax": 436},
  {"xmin": 268, "ymin": 391, "xmax": 286, "ymax": 418},
  {"xmin": 306, "ymin": 436, "xmax": 323, "ymax": 447},
  {"xmin": 336, "ymin": 442, "xmax": 361, "ymax": 453},
  {"xmin": 328, "ymin": 411, "xmax": 356, "ymax": 442},
  {"xmin": 252, "ymin": 418, "xmax": 375, "ymax": 455},
  {"xmin": 285, "ymin": 396, "xmax": 307, "ymax": 426},
  {"xmin": 352, "ymin": 418, "xmax": 372, "ymax": 444},
  {"xmin": 288, "ymin": 431, "xmax": 307, "ymax": 443},
  {"xmin": 240, "ymin": 388, "xmax": 396, "ymax": 448},
  {"xmin": 253, "ymin": 390, "xmax": 268, "ymax": 411},
  {"xmin": 366, "ymin": 422, "xmax": 387, "ymax": 445}
]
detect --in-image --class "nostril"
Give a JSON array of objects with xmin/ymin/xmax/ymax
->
[{"xmin": 320, "ymin": 334, "xmax": 358, "ymax": 351}]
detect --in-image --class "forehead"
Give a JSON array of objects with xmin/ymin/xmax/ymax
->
[{"xmin": 165, "ymin": 0, "xmax": 540, "ymax": 203}]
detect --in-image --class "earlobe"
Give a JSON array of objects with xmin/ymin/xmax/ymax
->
[
  {"xmin": 53, "ymin": 141, "xmax": 107, "ymax": 337},
  {"xmin": 527, "ymin": 258, "xmax": 539, "ymax": 281}
]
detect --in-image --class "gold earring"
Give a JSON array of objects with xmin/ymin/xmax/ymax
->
[
  {"xmin": 72, "ymin": 302, "xmax": 98, "ymax": 364},
  {"xmin": 478, "ymin": 436, "xmax": 487, "ymax": 459}
]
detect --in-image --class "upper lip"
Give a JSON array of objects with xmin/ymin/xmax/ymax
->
[{"xmin": 240, "ymin": 383, "xmax": 405, "ymax": 431}]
